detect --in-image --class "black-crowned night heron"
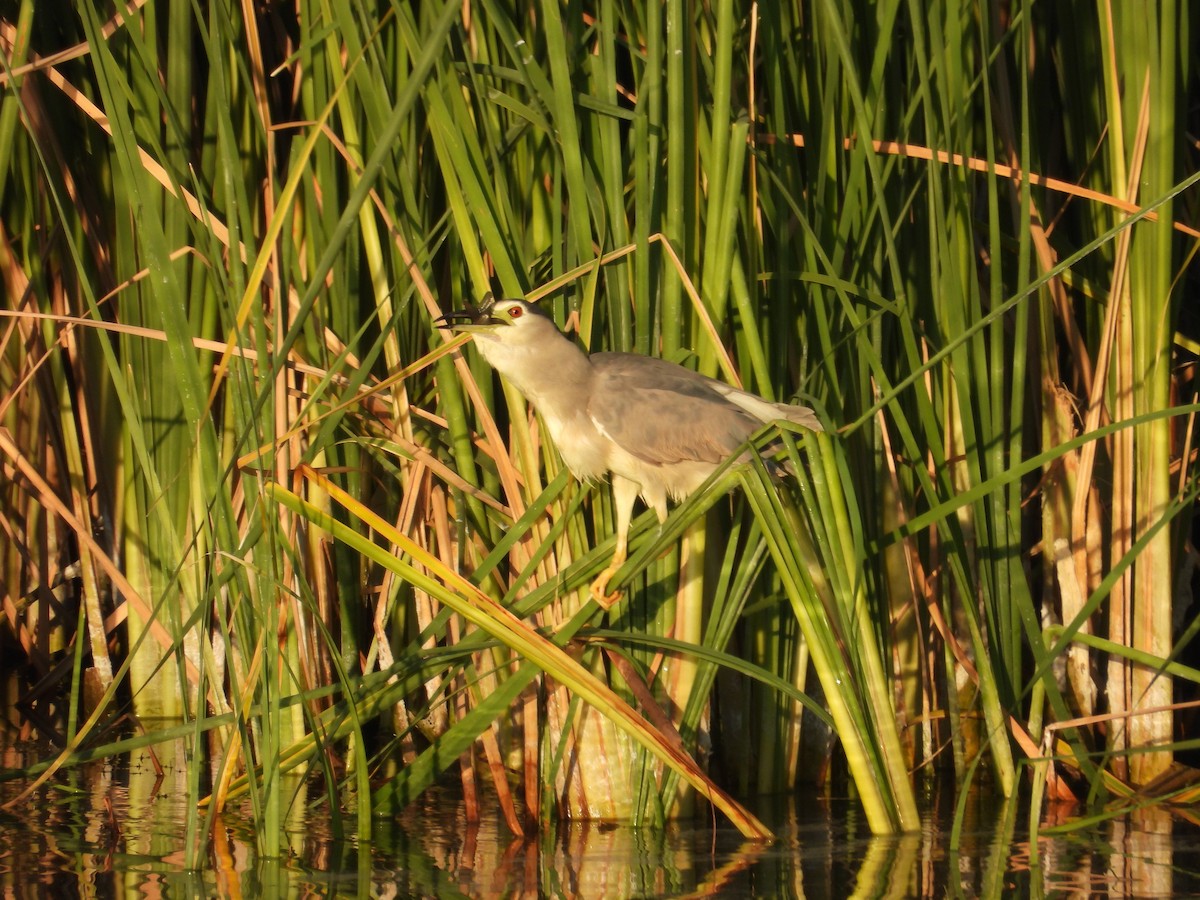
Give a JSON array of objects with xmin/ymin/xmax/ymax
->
[{"xmin": 438, "ymin": 295, "xmax": 822, "ymax": 607}]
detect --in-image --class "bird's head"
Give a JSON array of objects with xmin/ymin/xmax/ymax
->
[
  {"xmin": 435, "ymin": 293, "xmax": 581, "ymax": 385},
  {"xmin": 436, "ymin": 294, "xmax": 553, "ymax": 344}
]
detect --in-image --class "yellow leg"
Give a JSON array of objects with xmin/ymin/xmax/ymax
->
[
  {"xmin": 590, "ymin": 475, "xmax": 639, "ymax": 608},
  {"xmin": 590, "ymin": 538, "xmax": 627, "ymax": 609}
]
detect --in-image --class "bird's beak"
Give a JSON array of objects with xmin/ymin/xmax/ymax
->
[
  {"xmin": 434, "ymin": 294, "xmax": 504, "ymax": 332},
  {"xmin": 434, "ymin": 309, "xmax": 489, "ymax": 331}
]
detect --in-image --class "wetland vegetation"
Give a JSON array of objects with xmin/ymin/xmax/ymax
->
[{"xmin": 0, "ymin": 0, "xmax": 1198, "ymax": 891}]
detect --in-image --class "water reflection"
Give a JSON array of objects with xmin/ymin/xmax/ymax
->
[{"xmin": 5, "ymin": 742, "xmax": 1200, "ymax": 898}]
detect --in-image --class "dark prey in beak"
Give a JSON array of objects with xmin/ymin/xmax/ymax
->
[{"xmin": 434, "ymin": 292, "xmax": 497, "ymax": 329}]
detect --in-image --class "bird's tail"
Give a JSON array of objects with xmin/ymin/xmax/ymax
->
[
  {"xmin": 766, "ymin": 399, "xmax": 823, "ymax": 433},
  {"xmin": 713, "ymin": 383, "xmax": 824, "ymax": 433}
]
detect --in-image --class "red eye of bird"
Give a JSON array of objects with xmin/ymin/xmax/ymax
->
[{"xmin": 509, "ymin": 306, "xmax": 523, "ymax": 319}]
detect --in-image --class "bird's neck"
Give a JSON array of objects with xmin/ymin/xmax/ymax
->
[{"xmin": 474, "ymin": 333, "xmax": 593, "ymax": 421}]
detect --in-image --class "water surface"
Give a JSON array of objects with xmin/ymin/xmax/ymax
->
[{"xmin": 3, "ymin": 740, "xmax": 1200, "ymax": 898}]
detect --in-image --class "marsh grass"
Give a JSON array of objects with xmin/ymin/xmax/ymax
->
[{"xmin": 0, "ymin": 0, "xmax": 1196, "ymax": 847}]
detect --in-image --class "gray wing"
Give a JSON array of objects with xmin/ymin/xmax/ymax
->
[{"xmin": 587, "ymin": 353, "xmax": 761, "ymax": 465}]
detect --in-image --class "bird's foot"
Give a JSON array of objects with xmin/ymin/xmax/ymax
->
[{"xmin": 589, "ymin": 571, "xmax": 622, "ymax": 609}]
